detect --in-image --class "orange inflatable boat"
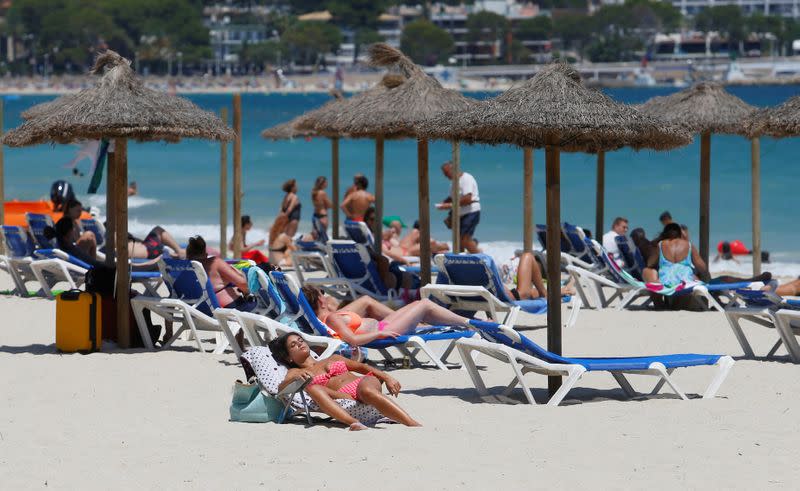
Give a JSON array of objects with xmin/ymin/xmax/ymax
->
[{"xmin": 3, "ymin": 200, "xmax": 92, "ymax": 227}]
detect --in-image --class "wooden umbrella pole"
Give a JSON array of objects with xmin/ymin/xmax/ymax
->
[
  {"xmin": 595, "ymin": 151, "xmax": 605, "ymax": 239},
  {"xmin": 105, "ymin": 149, "xmax": 117, "ymax": 266},
  {"xmin": 699, "ymin": 131, "xmax": 711, "ymax": 264},
  {"xmin": 374, "ymin": 136, "xmax": 384, "ymax": 254},
  {"xmin": 219, "ymin": 107, "xmax": 229, "ymax": 258},
  {"xmin": 545, "ymin": 144, "xmax": 562, "ymax": 394},
  {"xmin": 751, "ymin": 137, "xmax": 761, "ymax": 276},
  {"xmin": 418, "ymin": 139, "xmax": 432, "ymax": 285},
  {"xmin": 232, "ymin": 94, "xmax": 242, "ymax": 259},
  {"xmin": 114, "ymin": 138, "xmax": 130, "ymax": 349},
  {"xmin": 451, "ymin": 141, "xmax": 461, "ymax": 253},
  {"xmin": 523, "ymin": 147, "xmax": 533, "ymax": 253},
  {"xmin": 331, "ymin": 137, "xmax": 340, "ymax": 239}
]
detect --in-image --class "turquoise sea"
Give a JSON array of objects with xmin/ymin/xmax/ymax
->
[{"xmin": 3, "ymin": 85, "xmax": 800, "ymax": 275}]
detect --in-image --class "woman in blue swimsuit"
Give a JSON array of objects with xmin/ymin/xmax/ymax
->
[{"xmin": 643, "ymin": 223, "xmax": 708, "ymax": 287}]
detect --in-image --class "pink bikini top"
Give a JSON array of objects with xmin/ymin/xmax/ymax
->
[{"xmin": 309, "ymin": 360, "xmax": 348, "ymax": 387}]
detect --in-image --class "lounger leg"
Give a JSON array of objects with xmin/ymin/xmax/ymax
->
[
  {"xmin": 649, "ymin": 368, "xmax": 674, "ymax": 395},
  {"xmin": 216, "ymin": 320, "xmax": 242, "ymax": 358},
  {"xmin": 612, "ymin": 372, "xmax": 637, "ymax": 398},
  {"xmin": 507, "ymin": 356, "xmax": 537, "ymax": 405},
  {"xmin": 182, "ymin": 314, "xmax": 207, "ymax": 353},
  {"xmin": 617, "ymin": 289, "xmax": 641, "ymax": 311},
  {"xmin": 649, "ymin": 363, "xmax": 688, "ymax": 400},
  {"xmin": 766, "ymin": 339, "xmax": 784, "ymax": 358},
  {"xmin": 703, "ymin": 356, "xmax": 735, "ymax": 399},
  {"xmin": 546, "ymin": 366, "xmax": 585, "ymax": 406},
  {"xmin": 725, "ymin": 313, "xmax": 756, "ymax": 358},
  {"xmin": 566, "ymin": 295, "xmax": 582, "ymax": 328},
  {"xmin": 30, "ymin": 265, "xmax": 53, "ymax": 298},
  {"xmin": 407, "ymin": 337, "xmax": 448, "ymax": 370},
  {"xmin": 131, "ymin": 302, "xmax": 156, "ymax": 350},
  {"xmin": 456, "ymin": 343, "xmax": 489, "ymax": 397},
  {"xmin": 504, "ymin": 307, "xmax": 520, "ymax": 328}
]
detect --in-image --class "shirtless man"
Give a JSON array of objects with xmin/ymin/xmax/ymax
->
[{"xmin": 340, "ymin": 174, "xmax": 375, "ymax": 222}]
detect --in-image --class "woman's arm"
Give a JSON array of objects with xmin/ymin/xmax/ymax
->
[
  {"xmin": 341, "ymin": 357, "xmax": 401, "ymax": 396},
  {"xmin": 216, "ymin": 258, "xmax": 249, "ymax": 294},
  {"xmin": 326, "ymin": 314, "xmax": 396, "ymax": 346},
  {"xmin": 321, "ymin": 190, "xmax": 332, "ymax": 209},
  {"xmin": 277, "ymin": 367, "xmax": 312, "ymax": 391},
  {"xmin": 691, "ymin": 244, "xmax": 710, "ymax": 281}
]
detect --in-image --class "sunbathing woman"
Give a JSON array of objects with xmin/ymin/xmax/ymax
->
[
  {"xmin": 311, "ymin": 176, "xmax": 332, "ymax": 229},
  {"xmin": 270, "ymin": 332, "xmax": 421, "ymax": 430},
  {"xmin": 280, "ymin": 179, "xmax": 301, "ymax": 238},
  {"xmin": 397, "ymin": 220, "xmax": 449, "ymax": 257},
  {"xmin": 128, "ymin": 226, "xmax": 185, "ymax": 260},
  {"xmin": 186, "ymin": 235, "xmax": 254, "ymax": 311},
  {"xmin": 301, "ymin": 285, "xmax": 472, "ymax": 347},
  {"xmin": 504, "ymin": 252, "xmax": 573, "ymax": 300},
  {"xmin": 268, "ymin": 214, "xmax": 296, "ymax": 267},
  {"xmin": 643, "ymin": 223, "xmax": 709, "ymax": 286}
]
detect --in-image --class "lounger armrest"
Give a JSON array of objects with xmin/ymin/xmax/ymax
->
[
  {"xmin": 304, "ymin": 277, "xmax": 358, "ymax": 298},
  {"xmin": 421, "ymin": 284, "xmax": 507, "ymax": 309},
  {"xmin": 565, "ymin": 265, "xmax": 623, "ymax": 289}
]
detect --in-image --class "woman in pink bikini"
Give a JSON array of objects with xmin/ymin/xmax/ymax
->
[
  {"xmin": 270, "ymin": 332, "xmax": 421, "ymax": 430},
  {"xmin": 300, "ymin": 285, "xmax": 473, "ymax": 347}
]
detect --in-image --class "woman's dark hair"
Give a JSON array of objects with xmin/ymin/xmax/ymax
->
[
  {"xmin": 241, "ymin": 215, "xmax": 252, "ymax": 227},
  {"xmin": 661, "ymin": 223, "xmax": 683, "ymax": 240},
  {"xmin": 282, "ymin": 179, "xmax": 296, "ymax": 193},
  {"xmin": 630, "ymin": 227, "xmax": 647, "ymax": 245},
  {"xmin": 268, "ymin": 332, "xmax": 301, "ymax": 368},
  {"xmin": 45, "ymin": 217, "xmax": 74, "ymax": 241},
  {"xmin": 312, "ymin": 176, "xmax": 326, "ymax": 192},
  {"xmin": 186, "ymin": 236, "xmax": 207, "ymax": 261},
  {"xmin": 720, "ymin": 241, "xmax": 733, "ymax": 260},
  {"xmin": 300, "ymin": 284, "xmax": 323, "ymax": 312}
]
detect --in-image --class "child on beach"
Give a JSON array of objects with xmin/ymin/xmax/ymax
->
[{"xmin": 270, "ymin": 332, "xmax": 421, "ymax": 430}]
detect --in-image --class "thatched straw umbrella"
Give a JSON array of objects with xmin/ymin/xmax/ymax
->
[
  {"xmin": 261, "ymin": 117, "xmax": 317, "ymax": 141},
  {"xmin": 418, "ymin": 62, "xmax": 692, "ymax": 392},
  {"xmin": 2, "ymin": 50, "xmax": 234, "ymax": 347},
  {"xmin": 297, "ymin": 43, "xmax": 476, "ymax": 283},
  {"xmin": 743, "ymin": 94, "xmax": 800, "ymax": 274},
  {"xmin": 639, "ymin": 83, "xmax": 755, "ymax": 267}
]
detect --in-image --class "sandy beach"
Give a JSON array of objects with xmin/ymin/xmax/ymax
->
[{"xmin": 2, "ymin": 271, "xmax": 799, "ymax": 490}]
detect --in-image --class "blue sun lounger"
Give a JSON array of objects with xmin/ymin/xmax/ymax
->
[
  {"xmin": 25, "ymin": 213, "xmax": 57, "ymax": 249},
  {"xmin": 724, "ymin": 289, "xmax": 800, "ymax": 363},
  {"xmin": 344, "ymin": 219, "xmax": 374, "ymax": 248},
  {"xmin": 0, "ymin": 225, "xmax": 40, "ymax": 295},
  {"xmin": 456, "ymin": 319, "xmax": 735, "ymax": 406},
  {"xmin": 422, "ymin": 253, "xmax": 571, "ymax": 327},
  {"xmin": 270, "ymin": 270, "xmax": 475, "ymax": 369}
]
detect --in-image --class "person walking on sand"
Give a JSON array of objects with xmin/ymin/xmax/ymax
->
[
  {"xmin": 436, "ymin": 161, "xmax": 481, "ymax": 253},
  {"xmin": 341, "ymin": 174, "xmax": 375, "ymax": 222},
  {"xmin": 311, "ymin": 176, "xmax": 332, "ymax": 229},
  {"xmin": 280, "ymin": 179, "xmax": 301, "ymax": 238}
]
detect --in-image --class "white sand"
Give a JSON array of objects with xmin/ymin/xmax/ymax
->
[{"xmin": 2, "ymin": 288, "xmax": 799, "ymax": 489}]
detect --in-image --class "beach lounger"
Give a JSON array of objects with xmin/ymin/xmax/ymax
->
[
  {"xmin": 240, "ymin": 346, "xmax": 386, "ymax": 426},
  {"xmin": 421, "ymin": 253, "xmax": 572, "ymax": 327},
  {"xmin": 26, "ymin": 213, "xmax": 56, "ymax": 249},
  {"xmin": 344, "ymin": 220, "xmax": 374, "ymax": 248},
  {"xmin": 0, "ymin": 225, "xmax": 40, "ymax": 296},
  {"xmin": 724, "ymin": 289, "xmax": 800, "ymax": 363},
  {"xmin": 293, "ymin": 216, "xmax": 334, "ymax": 283},
  {"xmin": 614, "ymin": 235, "xmax": 646, "ymax": 280},
  {"xmin": 303, "ymin": 240, "xmax": 408, "ymax": 304},
  {"xmin": 270, "ymin": 270, "xmax": 475, "ymax": 369},
  {"xmin": 130, "ymin": 258, "xmax": 242, "ymax": 356},
  {"xmin": 80, "ymin": 217, "xmax": 107, "ymax": 251},
  {"xmin": 535, "ymin": 223, "xmax": 594, "ymax": 271},
  {"xmin": 456, "ymin": 319, "xmax": 735, "ymax": 406}
]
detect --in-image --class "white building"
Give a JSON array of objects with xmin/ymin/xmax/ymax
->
[{"xmin": 600, "ymin": 0, "xmax": 799, "ymax": 18}]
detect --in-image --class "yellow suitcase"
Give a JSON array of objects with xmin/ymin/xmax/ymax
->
[{"xmin": 56, "ymin": 290, "xmax": 102, "ymax": 353}]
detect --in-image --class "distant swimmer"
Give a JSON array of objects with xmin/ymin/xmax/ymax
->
[
  {"xmin": 341, "ymin": 174, "xmax": 375, "ymax": 222},
  {"xmin": 128, "ymin": 181, "xmax": 138, "ymax": 196}
]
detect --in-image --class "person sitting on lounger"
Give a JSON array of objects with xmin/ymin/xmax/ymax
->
[
  {"xmin": 394, "ymin": 220, "xmax": 449, "ymax": 257},
  {"xmin": 268, "ymin": 214, "xmax": 295, "ymax": 267},
  {"xmin": 229, "ymin": 215, "xmax": 268, "ymax": 264},
  {"xmin": 64, "ymin": 199, "xmax": 97, "ymax": 259},
  {"xmin": 301, "ymin": 284, "xmax": 472, "ymax": 345},
  {"xmin": 269, "ymin": 332, "xmax": 420, "ymax": 430},
  {"xmin": 186, "ymin": 235, "xmax": 255, "ymax": 312},
  {"xmin": 504, "ymin": 251, "xmax": 574, "ymax": 300},
  {"xmin": 45, "ymin": 217, "xmax": 105, "ymax": 269},
  {"xmin": 643, "ymin": 223, "xmax": 709, "ymax": 286},
  {"xmin": 340, "ymin": 174, "xmax": 375, "ymax": 222}
]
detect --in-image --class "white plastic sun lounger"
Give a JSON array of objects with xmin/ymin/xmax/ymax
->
[{"xmin": 724, "ymin": 289, "xmax": 800, "ymax": 363}]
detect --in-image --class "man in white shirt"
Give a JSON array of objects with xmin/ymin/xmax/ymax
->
[
  {"xmin": 436, "ymin": 161, "xmax": 481, "ymax": 253},
  {"xmin": 602, "ymin": 216, "xmax": 629, "ymax": 267}
]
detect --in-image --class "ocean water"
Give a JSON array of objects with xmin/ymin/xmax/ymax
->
[{"xmin": 3, "ymin": 85, "xmax": 800, "ymax": 276}]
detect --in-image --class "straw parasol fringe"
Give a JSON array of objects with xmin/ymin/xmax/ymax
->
[
  {"xmin": 3, "ymin": 50, "xmax": 234, "ymax": 146},
  {"xmin": 417, "ymin": 63, "xmax": 692, "ymax": 152},
  {"xmin": 745, "ymin": 95, "xmax": 800, "ymax": 138},
  {"xmin": 638, "ymin": 82, "xmax": 755, "ymax": 135}
]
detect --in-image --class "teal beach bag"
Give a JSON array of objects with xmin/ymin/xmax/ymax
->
[{"xmin": 229, "ymin": 378, "xmax": 284, "ymax": 423}]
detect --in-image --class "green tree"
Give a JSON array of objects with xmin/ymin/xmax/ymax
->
[
  {"xmin": 283, "ymin": 20, "xmax": 342, "ymax": 69},
  {"xmin": 515, "ymin": 16, "xmax": 552, "ymax": 42},
  {"xmin": 400, "ymin": 19, "xmax": 454, "ymax": 66},
  {"xmin": 466, "ymin": 10, "xmax": 508, "ymax": 43},
  {"xmin": 552, "ymin": 13, "xmax": 592, "ymax": 58},
  {"xmin": 694, "ymin": 5, "xmax": 746, "ymax": 52},
  {"xmin": 239, "ymin": 40, "xmax": 286, "ymax": 68}
]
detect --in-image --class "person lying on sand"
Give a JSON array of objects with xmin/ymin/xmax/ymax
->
[
  {"xmin": 270, "ymin": 332, "xmax": 421, "ymax": 430},
  {"xmin": 301, "ymin": 284, "xmax": 472, "ymax": 347}
]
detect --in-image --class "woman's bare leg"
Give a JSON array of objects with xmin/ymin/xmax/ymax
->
[
  {"xmin": 643, "ymin": 267, "xmax": 659, "ymax": 283},
  {"xmin": 344, "ymin": 296, "xmax": 394, "ymax": 319},
  {"xmin": 306, "ymin": 385, "xmax": 359, "ymax": 426},
  {"xmin": 514, "ymin": 252, "xmax": 546, "ymax": 299},
  {"xmin": 775, "ymin": 279, "xmax": 800, "ymax": 297},
  {"xmin": 77, "ymin": 231, "xmax": 97, "ymax": 259},
  {"xmin": 356, "ymin": 377, "xmax": 420, "ymax": 427},
  {"xmin": 155, "ymin": 229, "xmax": 185, "ymax": 258},
  {"xmin": 381, "ymin": 299, "xmax": 469, "ymax": 334}
]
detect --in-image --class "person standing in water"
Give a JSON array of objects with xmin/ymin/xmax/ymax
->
[
  {"xmin": 280, "ymin": 179, "xmax": 301, "ymax": 238},
  {"xmin": 341, "ymin": 174, "xmax": 375, "ymax": 222},
  {"xmin": 311, "ymin": 176, "xmax": 332, "ymax": 229}
]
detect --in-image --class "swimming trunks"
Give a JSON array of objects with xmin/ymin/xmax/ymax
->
[
  {"xmin": 269, "ymin": 245, "xmax": 288, "ymax": 254},
  {"xmin": 338, "ymin": 374, "xmax": 374, "ymax": 401},
  {"xmin": 510, "ymin": 288, "xmax": 521, "ymax": 301},
  {"xmin": 142, "ymin": 228, "xmax": 165, "ymax": 259},
  {"xmin": 313, "ymin": 212, "xmax": 328, "ymax": 219},
  {"xmin": 459, "ymin": 211, "xmax": 480, "ymax": 238}
]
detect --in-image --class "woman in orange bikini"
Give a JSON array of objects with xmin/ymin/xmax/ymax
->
[
  {"xmin": 270, "ymin": 332, "xmax": 421, "ymax": 430},
  {"xmin": 301, "ymin": 285, "xmax": 473, "ymax": 347}
]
